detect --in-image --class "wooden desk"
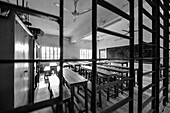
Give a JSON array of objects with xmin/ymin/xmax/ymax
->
[
  {"xmin": 63, "ymin": 62, "xmax": 72, "ymax": 69},
  {"xmin": 63, "ymin": 68, "xmax": 88, "ymax": 113},
  {"xmin": 97, "ymin": 65, "xmax": 129, "ymax": 74},
  {"xmin": 108, "ymin": 60, "xmax": 128, "ymax": 67},
  {"xmin": 67, "ymin": 62, "xmax": 81, "ymax": 72},
  {"xmin": 103, "ymin": 64, "xmax": 130, "ymax": 70},
  {"xmin": 78, "ymin": 61, "xmax": 91, "ymax": 66},
  {"xmin": 81, "ymin": 65, "xmax": 119, "ymax": 78},
  {"xmin": 97, "ymin": 65, "xmax": 130, "ymax": 94},
  {"xmin": 81, "ymin": 66, "xmax": 119, "ymax": 100},
  {"xmin": 103, "ymin": 64, "xmax": 138, "ymax": 86},
  {"xmin": 103, "ymin": 64, "xmax": 138, "ymax": 70}
]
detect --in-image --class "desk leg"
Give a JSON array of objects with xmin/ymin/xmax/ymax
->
[
  {"xmin": 71, "ymin": 87, "xmax": 75, "ymax": 113},
  {"xmin": 85, "ymin": 70, "xmax": 87, "ymax": 79},
  {"xmin": 114, "ymin": 76, "xmax": 118, "ymax": 97},
  {"xmin": 107, "ymin": 77, "xmax": 110, "ymax": 101},
  {"xmin": 126, "ymin": 72, "xmax": 129, "ymax": 89},
  {"xmin": 84, "ymin": 83, "xmax": 88, "ymax": 113},
  {"xmin": 120, "ymin": 73, "xmax": 123, "ymax": 94}
]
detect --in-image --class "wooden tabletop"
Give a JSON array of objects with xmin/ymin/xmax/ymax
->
[
  {"xmin": 97, "ymin": 65, "xmax": 129, "ymax": 73},
  {"xmin": 81, "ymin": 65, "xmax": 118, "ymax": 77},
  {"xmin": 63, "ymin": 68, "xmax": 88, "ymax": 85},
  {"xmin": 78, "ymin": 61, "xmax": 91, "ymax": 65},
  {"xmin": 103, "ymin": 64, "xmax": 138, "ymax": 70},
  {"xmin": 67, "ymin": 62, "xmax": 81, "ymax": 67}
]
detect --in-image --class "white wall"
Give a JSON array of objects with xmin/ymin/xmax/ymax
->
[{"xmin": 37, "ymin": 34, "xmax": 92, "ymax": 59}]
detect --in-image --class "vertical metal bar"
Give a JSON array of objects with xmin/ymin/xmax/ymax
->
[
  {"xmin": 163, "ymin": 0, "xmax": 169, "ymax": 105},
  {"xmin": 153, "ymin": 0, "xmax": 160, "ymax": 112},
  {"xmin": 152, "ymin": 0, "xmax": 156, "ymax": 111},
  {"xmin": 29, "ymin": 38, "xmax": 34, "ymax": 104},
  {"xmin": 91, "ymin": 0, "xmax": 97, "ymax": 113},
  {"xmin": 167, "ymin": 0, "xmax": 170, "ymax": 103},
  {"xmin": 129, "ymin": 0, "xmax": 134, "ymax": 113},
  {"xmin": 59, "ymin": 0, "xmax": 63, "ymax": 112},
  {"xmin": 138, "ymin": 0, "xmax": 143, "ymax": 112}
]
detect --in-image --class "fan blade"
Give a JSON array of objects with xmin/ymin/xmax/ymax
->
[
  {"xmin": 124, "ymin": 32, "xmax": 129, "ymax": 36},
  {"xmin": 122, "ymin": 29, "xmax": 138, "ymax": 32},
  {"xmin": 54, "ymin": 3, "xmax": 70, "ymax": 12},
  {"xmin": 122, "ymin": 29, "xmax": 129, "ymax": 32},
  {"xmin": 78, "ymin": 7, "xmax": 92, "ymax": 15}
]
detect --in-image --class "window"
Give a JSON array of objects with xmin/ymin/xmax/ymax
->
[
  {"xmin": 41, "ymin": 46, "xmax": 46, "ymax": 59},
  {"xmin": 80, "ymin": 49, "xmax": 92, "ymax": 59},
  {"xmin": 41, "ymin": 46, "xmax": 60, "ymax": 60},
  {"xmin": 99, "ymin": 49, "xmax": 106, "ymax": 59},
  {"xmin": 50, "ymin": 47, "xmax": 53, "ymax": 59}
]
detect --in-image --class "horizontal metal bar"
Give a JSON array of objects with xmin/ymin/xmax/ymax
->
[
  {"xmin": 160, "ymin": 67, "xmax": 166, "ymax": 70},
  {"xmin": 142, "ymin": 8, "xmax": 154, "ymax": 20},
  {"xmin": 159, "ymin": 77, "xmax": 166, "ymax": 81},
  {"xmin": 160, "ymin": 24, "xmax": 167, "ymax": 30},
  {"xmin": 159, "ymin": 46, "xmax": 167, "ymax": 50},
  {"xmin": 160, "ymin": 35, "xmax": 166, "ymax": 40},
  {"xmin": 98, "ymin": 57, "xmax": 159, "ymax": 61},
  {"xmin": 0, "ymin": 1, "xmax": 60, "ymax": 22},
  {"xmin": 143, "ymin": 25, "xmax": 155, "ymax": 33},
  {"xmin": 142, "ymin": 96, "xmax": 154, "ymax": 109},
  {"xmin": 159, "ymin": 96, "xmax": 166, "ymax": 104},
  {"xmin": 160, "ymin": 57, "xmax": 168, "ymax": 59},
  {"xmin": 147, "ymin": 109, "xmax": 154, "ymax": 113},
  {"xmin": 0, "ymin": 57, "xmax": 163, "ymax": 63},
  {"xmin": 142, "ymin": 84, "xmax": 155, "ymax": 92},
  {"xmin": 63, "ymin": 59, "xmax": 94, "ymax": 62},
  {"xmin": 143, "ymin": 71, "xmax": 155, "ymax": 76},
  {"xmin": 145, "ymin": 0, "xmax": 156, "ymax": 7},
  {"xmin": 0, "ymin": 59, "xmax": 95, "ymax": 63},
  {"xmin": 142, "ymin": 42, "xmax": 155, "ymax": 46},
  {"xmin": 97, "ymin": 27, "xmax": 132, "ymax": 40},
  {"xmin": 97, "ymin": 0, "xmax": 133, "ymax": 20},
  {"xmin": 0, "ymin": 59, "xmax": 60, "ymax": 63},
  {"xmin": 101, "ymin": 97, "xmax": 132, "ymax": 113},
  {"xmin": 97, "ymin": 58, "xmax": 133, "ymax": 61},
  {"xmin": 159, "ymin": 86, "xmax": 166, "ymax": 93},
  {"xmin": 159, "ymin": 2, "xmax": 167, "ymax": 11},
  {"xmin": 97, "ymin": 78, "xmax": 133, "ymax": 91},
  {"xmin": 160, "ymin": 13, "xmax": 167, "ymax": 21},
  {"xmin": 4, "ymin": 97, "xmax": 61, "ymax": 113}
]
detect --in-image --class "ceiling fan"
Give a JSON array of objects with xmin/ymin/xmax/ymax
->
[{"xmin": 54, "ymin": 0, "xmax": 92, "ymax": 22}]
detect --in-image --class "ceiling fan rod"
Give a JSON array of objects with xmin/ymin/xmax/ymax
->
[{"xmin": 73, "ymin": 0, "xmax": 79, "ymax": 11}]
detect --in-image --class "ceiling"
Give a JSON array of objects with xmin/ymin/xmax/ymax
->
[{"xmin": 8, "ymin": 0, "xmax": 138, "ymax": 43}]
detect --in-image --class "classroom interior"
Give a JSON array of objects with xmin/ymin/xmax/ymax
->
[{"xmin": 0, "ymin": 0, "xmax": 170, "ymax": 113}]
